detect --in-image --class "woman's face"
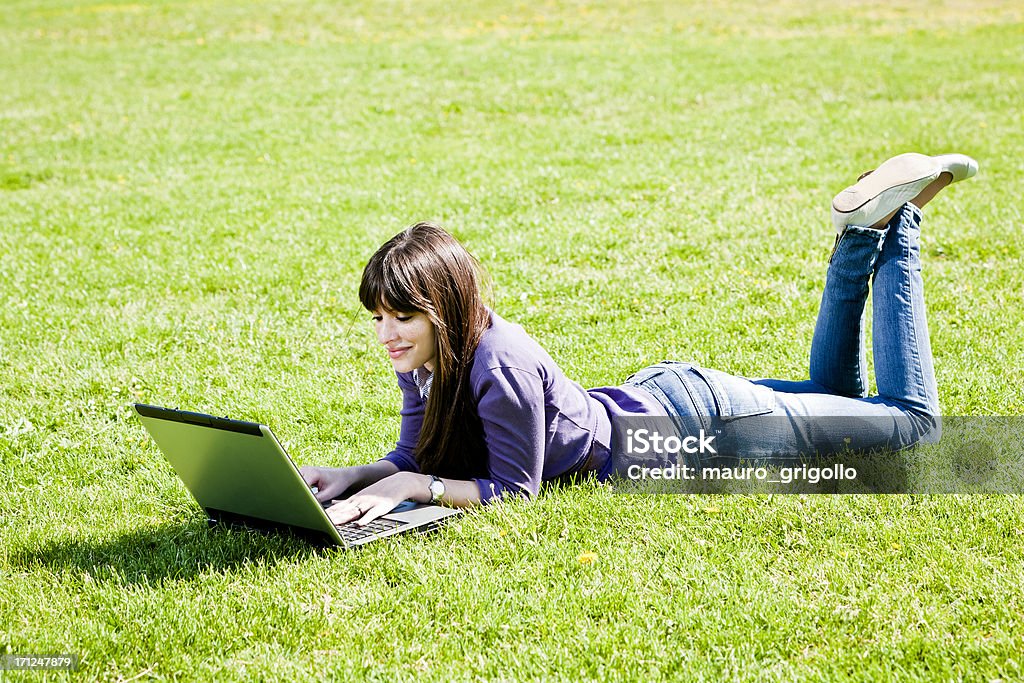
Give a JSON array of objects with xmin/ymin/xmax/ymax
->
[{"xmin": 373, "ymin": 309, "xmax": 438, "ymax": 374}]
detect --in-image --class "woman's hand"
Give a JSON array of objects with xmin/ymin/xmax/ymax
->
[
  {"xmin": 299, "ymin": 460, "xmax": 401, "ymax": 504},
  {"xmin": 299, "ymin": 465, "xmax": 362, "ymax": 503},
  {"xmin": 324, "ymin": 471, "xmax": 428, "ymax": 526}
]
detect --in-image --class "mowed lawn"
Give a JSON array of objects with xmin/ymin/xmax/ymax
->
[{"xmin": 1, "ymin": 0, "xmax": 1023, "ymax": 680}]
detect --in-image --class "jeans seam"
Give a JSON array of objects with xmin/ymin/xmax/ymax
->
[
  {"xmin": 666, "ymin": 366, "xmax": 712, "ymax": 431},
  {"xmin": 901, "ymin": 228, "xmax": 930, "ymax": 415}
]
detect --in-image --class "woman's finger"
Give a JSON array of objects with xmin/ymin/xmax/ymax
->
[
  {"xmin": 355, "ymin": 499, "xmax": 393, "ymax": 526},
  {"xmin": 315, "ymin": 480, "xmax": 345, "ymax": 502},
  {"xmin": 298, "ymin": 466, "xmax": 321, "ymax": 487},
  {"xmin": 300, "ymin": 467, "xmax": 336, "ymax": 502},
  {"xmin": 325, "ymin": 501, "xmax": 360, "ymax": 526}
]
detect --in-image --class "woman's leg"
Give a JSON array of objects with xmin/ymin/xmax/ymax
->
[
  {"xmin": 871, "ymin": 203, "xmax": 940, "ymax": 416},
  {"xmin": 636, "ymin": 205, "xmax": 940, "ymax": 461},
  {"xmin": 742, "ymin": 203, "xmax": 940, "ymax": 460},
  {"xmin": 805, "ymin": 154, "xmax": 970, "ymax": 400},
  {"xmin": 807, "ymin": 225, "xmax": 887, "ymax": 397},
  {"xmin": 736, "ymin": 202, "xmax": 944, "ymax": 457},
  {"xmin": 801, "ymin": 179, "xmax": 942, "ymax": 415},
  {"xmin": 639, "ymin": 154, "xmax": 973, "ymax": 462}
]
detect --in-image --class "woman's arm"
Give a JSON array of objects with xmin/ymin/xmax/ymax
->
[
  {"xmin": 326, "ymin": 364, "xmax": 548, "ymax": 525},
  {"xmin": 378, "ymin": 371, "xmax": 426, "ymax": 472},
  {"xmin": 322, "ymin": 471, "xmax": 481, "ymax": 526},
  {"xmin": 299, "ymin": 460, "xmax": 399, "ymax": 503},
  {"xmin": 470, "ymin": 365, "xmax": 547, "ymax": 502}
]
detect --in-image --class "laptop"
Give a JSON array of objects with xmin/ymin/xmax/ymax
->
[{"xmin": 133, "ymin": 403, "xmax": 462, "ymax": 547}]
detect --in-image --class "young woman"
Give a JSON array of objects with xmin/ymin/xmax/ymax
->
[{"xmin": 300, "ymin": 152, "xmax": 978, "ymax": 525}]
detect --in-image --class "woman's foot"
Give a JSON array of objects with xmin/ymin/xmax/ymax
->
[
  {"xmin": 932, "ymin": 153, "xmax": 979, "ymax": 183},
  {"xmin": 911, "ymin": 154, "xmax": 980, "ymax": 209},
  {"xmin": 830, "ymin": 153, "xmax": 978, "ymax": 233},
  {"xmin": 831, "ymin": 153, "xmax": 940, "ymax": 234}
]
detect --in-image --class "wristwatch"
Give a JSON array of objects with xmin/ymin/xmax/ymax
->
[{"xmin": 428, "ymin": 475, "xmax": 446, "ymax": 504}]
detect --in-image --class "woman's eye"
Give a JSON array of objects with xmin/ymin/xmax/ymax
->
[
  {"xmin": 396, "ymin": 316, "xmax": 412, "ymax": 322},
  {"xmin": 371, "ymin": 315, "xmax": 382, "ymax": 322}
]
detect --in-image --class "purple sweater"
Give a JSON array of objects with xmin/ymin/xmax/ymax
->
[{"xmin": 381, "ymin": 311, "xmax": 667, "ymax": 503}]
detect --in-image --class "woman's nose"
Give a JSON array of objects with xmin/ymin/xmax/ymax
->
[{"xmin": 377, "ymin": 320, "xmax": 396, "ymax": 344}]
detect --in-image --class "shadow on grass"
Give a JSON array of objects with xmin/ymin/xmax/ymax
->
[{"xmin": 10, "ymin": 521, "xmax": 328, "ymax": 585}]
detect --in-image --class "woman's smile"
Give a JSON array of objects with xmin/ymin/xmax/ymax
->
[{"xmin": 387, "ymin": 345, "xmax": 411, "ymax": 359}]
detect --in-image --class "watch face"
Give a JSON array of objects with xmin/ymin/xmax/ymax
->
[{"xmin": 429, "ymin": 477, "xmax": 445, "ymax": 502}]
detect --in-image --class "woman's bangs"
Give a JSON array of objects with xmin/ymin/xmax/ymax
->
[{"xmin": 359, "ymin": 251, "xmax": 429, "ymax": 314}]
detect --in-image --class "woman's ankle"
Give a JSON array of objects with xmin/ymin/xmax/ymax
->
[{"xmin": 910, "ymin": 172, "xmax": 954, "ymax": 209}]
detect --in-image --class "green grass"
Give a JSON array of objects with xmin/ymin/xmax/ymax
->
[{"xmin": 2, "ymin": 0, "xmax": 1023, "ymax": 680}]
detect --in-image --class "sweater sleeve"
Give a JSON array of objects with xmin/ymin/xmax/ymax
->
[
  {"xmin": 472, "ymin": 366, "xmax": 547, "ymax": 504},
  {"xmin": 380, "ymin": 372, "xmax": 423, "ymax": 473}
]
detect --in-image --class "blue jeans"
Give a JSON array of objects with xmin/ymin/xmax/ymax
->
[{"xmin": 624, "ymin": 203, "xmax": 940, "ymax": 461}]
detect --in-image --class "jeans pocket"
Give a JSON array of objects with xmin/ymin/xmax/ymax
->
[
  {"xmin": 624, "ymin": 361, "xmax": 693, "ymax": 385},
  {"xmin": 634, "ymin": 377, "xmax": 677, "ymax": 414},
  {"xmin": 625, "ymin": 364, "xmax": 701, "ymax": 418},
  {"xmin": 689, "ymin": 366, "xmax": 776, "ymax": 420}
]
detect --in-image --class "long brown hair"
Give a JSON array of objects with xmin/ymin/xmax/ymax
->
[{"xmin": 359, "ymin": 222, "xmax": 492, "ymax": 478}]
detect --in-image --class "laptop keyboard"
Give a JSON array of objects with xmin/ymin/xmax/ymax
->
[{"xmin": 335, "ymin": 517, "xmax": 402, "ymax": 543}]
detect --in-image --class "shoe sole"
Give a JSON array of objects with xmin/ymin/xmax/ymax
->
[{"xmin": 832, "ymin": 152, "xmax": 939, "ymax": 217}]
